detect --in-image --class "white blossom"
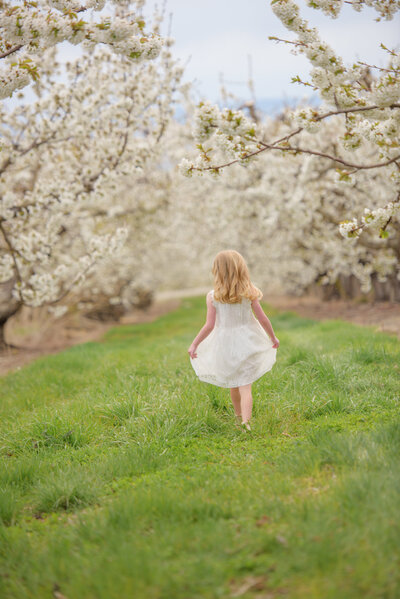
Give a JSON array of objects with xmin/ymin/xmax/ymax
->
[
  {"xmin": 0, "ymin": 31, "xmax": 183, "ymax": 320},
  {"xmin": 0, "ymin": 0, "xmax": 163, "ymax": 99}
]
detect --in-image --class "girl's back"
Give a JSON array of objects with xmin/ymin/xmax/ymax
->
[{"xmin": 212, "ymin": 291, "xmax": 254, "ymax": 329}]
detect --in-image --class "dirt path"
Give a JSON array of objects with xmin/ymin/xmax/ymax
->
[{"xmin": 1, "ymin": 292, "xmax": 399, "ymax": 378}]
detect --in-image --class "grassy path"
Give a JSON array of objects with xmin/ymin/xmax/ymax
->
[{"xmin": 0, "ymin": 297, "xmax": 399, "ymax": 598}]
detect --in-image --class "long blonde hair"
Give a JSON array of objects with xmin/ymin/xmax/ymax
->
[{"xmin": 212, "ymin": 250, "xmax": 262, "ymax": 304}]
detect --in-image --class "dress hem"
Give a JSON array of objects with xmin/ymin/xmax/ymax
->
[{"xmin": 195, "ymin": 362, "xmax": 275, "ymax": 389}]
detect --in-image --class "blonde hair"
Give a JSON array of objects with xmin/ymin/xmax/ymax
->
[{"xmin": 212, "ymin": 250, "xmax": 262, "ymax": 304}]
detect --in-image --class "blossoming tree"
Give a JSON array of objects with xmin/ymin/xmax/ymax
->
[
  {"xmin": 221, "ymin": 113, "xmax": 400, "ymax": 299},
  {"xmin": 180, "ymin": 0, "xmax": 400, "ymax": 244},
  {"xmin": 0, "ymin": 8, "xmax": 183, "ymax": 346},
  {"xmin": 114, "ymin": 93, "xmax": 400, "ymax": 303}
]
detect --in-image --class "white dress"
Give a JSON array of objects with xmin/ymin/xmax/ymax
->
[{"xmin": 190, "ymin": 290, "xmax": 277, "ymax": 388}]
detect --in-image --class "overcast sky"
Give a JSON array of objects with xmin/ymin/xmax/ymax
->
[{"xmin": 143, "ymin": 0, "xmax": 400, "ymax": 102}]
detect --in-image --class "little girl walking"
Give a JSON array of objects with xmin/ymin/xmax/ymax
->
[{"xmin": 188, "ymin": 250, "xmax": 279, "ymax": 431}]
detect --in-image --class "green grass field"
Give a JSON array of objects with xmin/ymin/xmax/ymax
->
[{"xmin": 1, "ymin": 297, "xmax": 399, "ymax": 599}]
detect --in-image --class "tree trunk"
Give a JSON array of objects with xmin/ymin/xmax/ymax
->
[
  {"xmin": 311, "ymin": 271, "xmax": 400, "ymax": 303},
  {"xmin": 0, "ymin": 278, "xmax": 21, "ymax": 349}
]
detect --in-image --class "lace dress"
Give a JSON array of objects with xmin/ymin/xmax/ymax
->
[{"xmin": 190, "ymin": 290, "xmax": 277, "ymax": 388}]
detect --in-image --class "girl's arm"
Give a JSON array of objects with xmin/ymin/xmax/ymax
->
[
  {"xmin": 251, "ymin": 299, "xmax": 280, "ymax": 349},
  {"xmin": 188, "ymin": 292, "xmax": 216, "ymax": 358}
]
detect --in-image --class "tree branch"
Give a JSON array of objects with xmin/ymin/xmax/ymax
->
[
  {"xmin": 357, "ymin": 60, "xmax": 399, "ymax": 74},
  {"xmin": 0, "ymin": 44, "xmax": 23, "ymax": 59},
  {"xmin": 0, "ymin": 220, "xmax": 23, "ymax": 289},
  {"xmin": 0, "ymin": 133, "xmax": 71, "ymax": 176},
  {"xmin": 191, "ymin": 102, "xmax": 400, "ymax": 174},
  {"xmin": 192, "ymin": 141, "xmax": 400, "ymax": 173}
]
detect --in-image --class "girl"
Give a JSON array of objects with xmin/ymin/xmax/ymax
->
[{"xmin": 188, "ymin": 250, "xmax": 279, "ymax": 431}]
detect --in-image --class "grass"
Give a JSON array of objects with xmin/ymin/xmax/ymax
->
[{"xmin": 0, "ymin": 296, "xmax": 399, "ymax": 598}]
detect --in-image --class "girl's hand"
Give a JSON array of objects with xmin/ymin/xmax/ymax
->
[
  {"xmin": 188, "ymin": 344, "xmax": 198, "ymax": 359},
  {"xmin": 271, "ymin": 337, "xmax": 280, "ymax": 349}
]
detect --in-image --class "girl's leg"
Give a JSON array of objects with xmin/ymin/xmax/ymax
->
[
  {"xmin": 239, "ymin": 384, "xmax": 253, "ymax": 425},
  {"xmin": 230, "ymin": 387, "xmax": 242, "ymax": 423}
]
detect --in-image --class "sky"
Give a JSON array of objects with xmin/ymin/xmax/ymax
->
[
  {"xmin": 142, "ymin": 0, "xmax": 400, "ymax": 103},
  {"xmin": 5, "ymin": 0, "xmax": 399, "ymax": 112}
]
